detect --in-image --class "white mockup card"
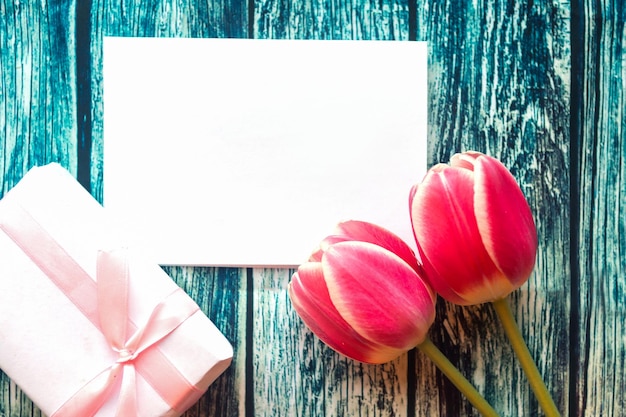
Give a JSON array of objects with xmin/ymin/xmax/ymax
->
[{"xmin": 103, "ymin": 37, "xmax": 427, "ymax": 267}]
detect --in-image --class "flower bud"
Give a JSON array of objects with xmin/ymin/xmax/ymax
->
[
  {"xmin": 289, "ymin": 221, "xmax": 436, "ymax": 364},
  {"xmin": 410, "ymin": 151, "xmax": 537, "ymax": 305}
]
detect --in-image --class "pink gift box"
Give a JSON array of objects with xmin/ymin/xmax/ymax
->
[{"xmin": 0, "ymin": 164, "xmax": 233, "ymax": 417}]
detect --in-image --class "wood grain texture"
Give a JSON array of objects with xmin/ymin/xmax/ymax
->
[
  {"xmin": 573, "ymin": 1, "xmax": 626, "ymax": 416},
  {"xmin": 162, "ymin": 266, "xmax": 247, "ymax": 417},
  {"xmin": 254, "ymin": 0, "xmax": 571, "ymax": 416},
  {"xmin": 0, "ymin": 0, "xmax": 77, "ymax": 198},
  {"xmin": 251, "ymin": 268, "xmax": 408, "ymax": 417},
  {"xmin": 252, "ymin": 2, "xmax": 413, "ymax": 415},
  {"xmin": 416, "ymin": 1, "xmax": 571, "ymax": 416},
  {"xmin": 255, "ymin": 0, "xmax": 410, "ymax": 40}
]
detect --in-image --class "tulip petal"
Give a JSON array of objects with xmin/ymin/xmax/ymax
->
[
  {"xmin": 309, "ymin": 235, "xmax": 349, "ymax": 262},
  {"xmin": 410, "ymin": 165, "xmax": 503, "ymax": 304},
  {"xmin": 322, "ymin": 242, "xmax": 435, "ymax": 350},
  {"xmin": 289, "ymin": 262, "xmax": 403, "ymax": 363},
  {"xmin": 473, "ymin": 155, "xmax": 537, "ymax": 288},
  {"xmin": 332, "ymin": 220, "xmax": 421, "ymax": 273},
  {"xmin": 450, "ymin": 152, "xmax": 480, "ymax": 170}
]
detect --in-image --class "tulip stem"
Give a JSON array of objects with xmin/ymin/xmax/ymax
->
[
  {"xmin": 418, "ymin": 338, "xmax": 500, "ymax": 417},
  {"xmin": 492, "ymin": 298, "xmax": 560, "ymax": 417}
]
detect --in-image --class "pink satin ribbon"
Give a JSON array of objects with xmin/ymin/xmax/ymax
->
[{"xmin": 0, "ymin": 201, "xmax": 206, "ymax": 416}]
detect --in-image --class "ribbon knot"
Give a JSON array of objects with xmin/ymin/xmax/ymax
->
[{"xmin": 115, "ymin": 348, "xmax": 136, "ymax": 364}]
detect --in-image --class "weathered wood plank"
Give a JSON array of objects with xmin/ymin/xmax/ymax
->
[
  {"xmin": 253, "ymin": 1, "xmax": 571, "ymax": 416},
  {"xmin": 252, "ymin": 2, "xmax": 413, "ymax": 416},
  {"xmin": 88, "ymin": 3, "xmax": 250, "ymax": 416},
  {"xmin": 251, "ymin": 268, "xmax": 408, "ymax": 417},
  {"xmin": 417, "ymin": 1, "xmax": 571, "ymax": 416},
  {"xmin": 0, "ymin": 1, "xmax": 76, "ymax": 416},
  {"xmin": 163, "ymin": 266, "xmax": 247, "ymax": 417},
  {"xmin": 574, "ymin": 1, "xmax": 626, "ymax": 416},
  {"xmin": 255, "ymin": 0, "xmax": 410, "ymax": 40},
  {"xmin": 0, "ymin": 0, "xmax": 77, "ymax": 198}
]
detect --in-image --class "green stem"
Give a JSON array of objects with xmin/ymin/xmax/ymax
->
[
  {"xmin": 418, "ymin": 337, "xmax": 500, "ymax": 417},
  {"xmin": 492, "ymin": 298, "xmax": 560, "ymax": 417}
]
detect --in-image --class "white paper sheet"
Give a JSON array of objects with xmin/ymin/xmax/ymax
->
[{"xmin": 103, "ymin": 37, "xmax": 427, "ymax": 267}]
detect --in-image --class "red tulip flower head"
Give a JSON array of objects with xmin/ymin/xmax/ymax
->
[
  {"xmin": 410, "ymin": 151, "xmax": 537, "ymax": 305},
  {"xmin": 288, "ymin": 220, "xmax": 436, "ymax": 364}
]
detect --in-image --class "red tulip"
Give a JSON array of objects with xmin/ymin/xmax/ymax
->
[
  {"xmin": 288, "ymin": 220, "xmax": 436, "ymax": 364},
  {"xmin": 409, "ymin": 151, "xmax": 537, "ymax": 305}
]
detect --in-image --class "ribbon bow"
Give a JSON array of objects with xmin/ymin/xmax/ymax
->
[
  {"xmin": 0, "ymin": 203, "xmax": 203, "ymax": 417},
  {"xmin": 52, "ymin": 250, "xmax": 200, "ymax": 416}
]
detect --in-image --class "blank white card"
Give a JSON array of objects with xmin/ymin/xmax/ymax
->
[{"xmin": 103, "ymin": 38, "xmax": 427, "ymax": 267}]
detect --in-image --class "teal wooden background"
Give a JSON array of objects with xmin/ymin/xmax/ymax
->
[{"xmin": 0, "ymin": 1, "xmax": 622, "ymax": 416}]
